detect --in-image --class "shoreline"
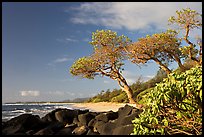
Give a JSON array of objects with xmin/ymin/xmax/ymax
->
[
  {"xmin": 3, "ymin": 103, "xmax": 140, "ymax": 135},
  {"xmin": 69, "ymin": 102, "xmax": 137, "ymax": 112},
  {"xmin": 3, "ymin": 102, "xmax": 137, "ymax": 112}
]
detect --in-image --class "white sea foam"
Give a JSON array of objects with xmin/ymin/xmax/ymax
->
[{"xmin": 2, "ymin": 103, "xmax": 77, "ymax": 121}]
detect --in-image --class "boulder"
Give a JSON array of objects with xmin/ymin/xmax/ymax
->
[
  {"xmin": 131, "ymin": 108, "xmax": 143, "ymax": 115},
  {"xmin": 95, "ymin": 111, "xmax": 118, "ymax": 122},
  {"xmin": 78, "ymin": 112, "xmax": 95, "ymax": 126},
  {"xmin": 72, "ymin": 117, "xmax": 80, "ymax": 125},
  {"xmin": 26, "ymin": 130, "xmax": 36, "ymax": 135},
  {"xmin": 34, "ymin": 127, "xmax": 54, "ymax": 135},
  {"xmin": 64, "ymin": 123, "xmax": 77, "ymax": 130},
  {"xmin": 118, "ymin": 104, "xmax": 134, "ymax": 118},
  {"xmin": 86, "ymin": 129, "xmax": 100, "ymax": 135},
  {"xmin": 112, "ymin": 124, "xmax": 134, "ymax": 135},
  {"xmin": 88, "ymin": 118, "xmax": 97, "ymax": 128},
  {"xmin": 34, "ymin": 121, "xmax": 64, "ymax": 135},
  {"xmin": 2, "ymin": 114, "xmax": 47, "ymax": 135},
  {"xmin": 100, "ymin": 122, "xmax": 116, "ymax": 135},
  {"xmin": 72, "ymin": 125, "xmax": 89, "ymax": 135},
  {"xmin": 93, "ymin": 121, "xmax": 106, "ymax": 134},
  {"xmin": 41, "ymin": 108, "xmax": 62, "ymax": 122},
  {"xmin": 116, "ymin": 112, "xmax": 140, "ymax": 126},
  {"xmin": 54, "ymin": 127, "xmax": 73, "ymax": 135},
  {"xmin": 76, "ymin": 109, "xmax": 90, "ymax": 115},
  {"xmin": 54, "ymin": 109, "xmax": 78, "ymax": 124}
]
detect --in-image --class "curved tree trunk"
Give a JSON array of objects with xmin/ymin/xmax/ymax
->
[
  {"xmin": 174, "ymin": 55, "xmax": 186, "ymax": 71},
  {"xmin": 116, "ymin": 78, "xmax": 136, "ymax": 104},
  {"xmin": 152, "ymin": 58, "xmax": 171, "ymax": 74},
  {"xmin": 123, "ymin": 84, "xmax": 136, "ymax": 104}
]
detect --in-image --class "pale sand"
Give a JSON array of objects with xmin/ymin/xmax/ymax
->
[{"xmin": 69, "ymin": 102, "xmax": 137, "ymax": 112}]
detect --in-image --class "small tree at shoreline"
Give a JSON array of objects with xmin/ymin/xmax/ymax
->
[{"xmin": 70, "ymin": 30, "xmax": 138, "ymax": 104}]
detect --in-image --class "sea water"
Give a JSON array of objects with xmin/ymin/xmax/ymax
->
[{"xmin": 2, "ymin": 103, "xmax": 75, "ymax": 122}]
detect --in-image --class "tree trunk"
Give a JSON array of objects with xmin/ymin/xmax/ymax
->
[
  {"xmin": 174, "ymin": 55, "xmax": 186, "ymax": 71},
  {"xmin": 153, "ymin": 58, "xmax": 171, "ymax": 74},
  {"xmin": 117, "ymin": 78, "xmax": 136, "ymax": 104},
  {"xmin": 123, "ymin": 85, "xmax": 136, "ymax": 104}
]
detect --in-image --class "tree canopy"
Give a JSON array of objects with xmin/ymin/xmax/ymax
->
[
  {"xmin": 168, "ymin": 8, "xmax": 202, "ymax": 65},
  {"xmin": 126, "ymin": 30, "xmax": 185, "ymax": 74},
  {"xmin": 70, "ymin": 30, "xmax": 137, "ymax": 104}
]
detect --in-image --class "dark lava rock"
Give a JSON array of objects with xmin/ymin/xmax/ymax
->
[
  {"xmin": 54, "ymin": 127, "xmax": 73, "ymax": 135},
  {"xmin": 72, "ymin": 125, "xmax": 89, "ymax": 135},
  {"xmin": 88, "ymin": 118, "xmax": 97, "ymax": 128},
  {"xmin": 34, "ymin": 127, "xmax": 54, "ymax": 135},
  {"xmin": 100, "ymin": 121, "xmax": 116, "ymax": 135},
  {"xmin": 116, "ymin": 112, "xmax": 140, "ymax": 126},
  {"xmin": 2, "ymin": 114, "xmax": 47, "ymax": 135},
  {"xmin": 112, "ymin": 124, "xmax": 134, "ymax": 135},
  {"xmin": 86, "ymin": 129, "xmax": 100, "ymax": 135},
  {"xmin": 78, "ymin": 112, "xmax": 95, "ymax": 126},
  {"xmin": 118, "ymin": 104, "xmax": 134, "ymax": 118},
  {"xmin": 95, "ymin": 111, "xmax": 118, "ymax": 122},
  {"xmin": 33, "ymin": 121, "xmax": 64, "ymax": 135},
  {"xmin": 64, "ymin": 123, "xmax": 78, "ymax": 130},
  {"xmin": 54, "ymin": 109, "xmax": 78, "ymax": 124},
  {"xmin": 41, "ymin": 108, "xmax": 62, "ymax": 122},
  {"xmin": 93, "ymin": 121, "xmax": 106, "ymax": 134}
]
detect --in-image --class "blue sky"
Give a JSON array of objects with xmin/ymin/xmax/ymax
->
[{"xmin": 2, "ymin": 2, "xmax": 202, "ymax": 103}]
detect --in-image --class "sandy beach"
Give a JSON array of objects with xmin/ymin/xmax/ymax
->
[{"xmin": 69, "ymin": 102, "xmax": 137, "ymax": 112}]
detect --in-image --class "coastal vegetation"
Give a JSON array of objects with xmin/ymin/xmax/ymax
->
[{"xmin": 69, "ymin": 8, "xmax": 202, "ymax": 135}]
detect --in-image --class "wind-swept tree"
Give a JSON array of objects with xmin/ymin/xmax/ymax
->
[
  {"xmin": 126, "ymin": 30, "xmax": 186, "ymax": 74},
  {"xmin": 168, "ymin": 8, "xmax": 202, "ymax": 65},
  {"xmin": 70, "ymin": 30, "xmax": 138, "ymax": 104}
]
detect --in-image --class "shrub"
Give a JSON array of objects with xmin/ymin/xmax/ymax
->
[
  {"xmin": 132, "ymin": 66, "xmax": 202, "ymax": 135},
  {"xmin": 111, "ymin": 92, "xmax": 128, "ymax": 103}
]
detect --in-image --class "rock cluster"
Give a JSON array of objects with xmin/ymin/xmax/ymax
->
[{"xmin": 2, "ymin": 105, "xmax": 142, "ymax": 135}]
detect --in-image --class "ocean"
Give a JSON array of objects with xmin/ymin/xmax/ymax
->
[{"xmin": 2, "ymin": 103, "xmax": 77, "ymax": 122}]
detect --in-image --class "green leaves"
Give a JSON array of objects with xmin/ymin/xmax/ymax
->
[
  {"xmin": 90, "ymin": 29, "xmax": 131, "ymax": 49},
  {"xmin": 69, "ymin": 56, "xmax": 97, "ymax": 79},
  {"xmin": 132, "ymin": 66, "xmax": 202, "ymax": 135}
]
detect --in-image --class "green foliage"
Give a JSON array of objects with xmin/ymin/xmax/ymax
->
[
  {"xmin": 90, "ymin": 29, "xmax": 132, "ymax": 50},
  {"xmin": 132, "ymin": 66, "xmax": 202, "ymax": 135},
  {"xmin": 168, "ymin": 8, "xmax": 202, "ymax": 29},
  {"xmin": 168, "ymin": 8, "xmax": 202, "ymax": 65},
  {"xmin": 85, "ymin": 69, "xmax": 167, "ymax": 103},
  {"xmin": 70, "ymin": 57, "xmax": 97, "ymax": 79},
  {"xmin": 111, "ymin": 92, "xmax": 128, "ymax": 103}
]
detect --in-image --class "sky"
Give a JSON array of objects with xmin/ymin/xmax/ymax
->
[{"xmin": 2, "ymin": 2, "xmax": 202, "ymax": 103}]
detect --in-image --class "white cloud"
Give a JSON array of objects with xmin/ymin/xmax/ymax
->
[
  {"xmin": 66, "ymin": 38, "xmax": 78, "ymax": 42},
  {"xmin": 70, "ymin": 2, "xmax": 202, "ymax": 31},
  {"xmin": 48, "ymin": 57, "xmax": 73, "ymax": 67},
  {"xmin": 20, "ymin": 90, "xmax": 40, "ymax": 97},
  {"xmin": 56, "ymin": 37, "xmax": 78, "ymax": 44},
  {"xmin": 54, "ymin": 57, "xmax": 73, "ymax": 63}
]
